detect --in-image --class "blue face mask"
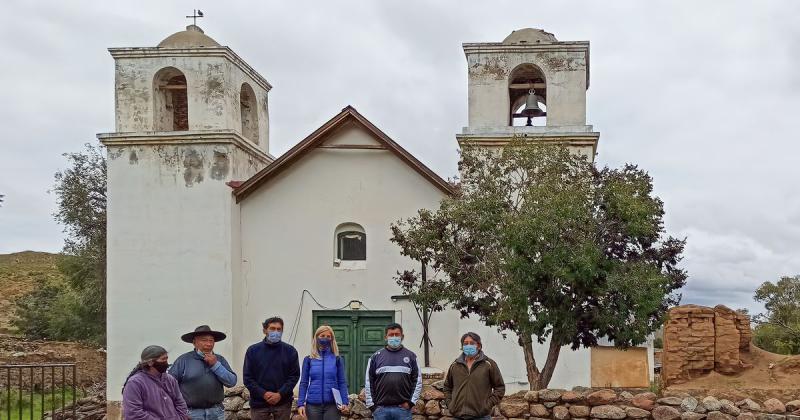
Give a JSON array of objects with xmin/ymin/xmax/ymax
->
[
  {"xmin": 386, "ymin": 336, "xmax": 402, "ymax": 349},
  {"xmin": 266, "ymin": 331, "xmax": 282, "ymax": 344},
  {"xmin": 463, "ymin": 344, "xmax": 478, "ymax": 356},
  {"xmin": 317, "ymin": 338, "xmax": 332, "ymax": 349}
]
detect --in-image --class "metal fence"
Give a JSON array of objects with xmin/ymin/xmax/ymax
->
[{"xmin": 0, "ymin": 363, "xmax": 77, "ymax": 420}]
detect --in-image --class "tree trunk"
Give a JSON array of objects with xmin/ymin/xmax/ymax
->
[
  {"xmin": 537, "ymin": 338, "xmax": 562, "ymax": 389},
  {"xmin": 521, "ymin": 336, "xmax": 542, "ymax": 390}
]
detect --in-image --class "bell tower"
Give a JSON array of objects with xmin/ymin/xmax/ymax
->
[
  {"xmin": 457, "ymin": 28, "xmax": 599, "ymax": 158},
  {"xmin": 98, "ymin": 24, "xmax": 273, "ymax": 417}
]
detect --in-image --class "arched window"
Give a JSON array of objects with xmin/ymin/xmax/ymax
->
[
  {"xmin": 153, "ymin": 67, "xmax": 189, "ymax": 131},
  {"xmin": 334, "ymin": 223, "xmax": 366, "ymax": 269},
  {"xmin": 240, "ymin": 83, "xmax": 259, "ymax": 143},
  {"xmin": 508, "ymin": 63, "xmax": 547, "ymax": 127}
]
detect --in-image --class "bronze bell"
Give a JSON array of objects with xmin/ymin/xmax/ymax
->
[{"xmin": 520, "ymin": 89, "xmax": 546, "ymax": 126}]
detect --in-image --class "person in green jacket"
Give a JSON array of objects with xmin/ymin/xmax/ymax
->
[{"xmin": 443, "ymin": 332, "xmax": 505, "ymax": 420}]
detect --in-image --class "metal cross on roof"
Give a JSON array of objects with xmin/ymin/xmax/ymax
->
[{"xmin": 186, "ymin": 9, "xmax": 204, "ymax": 26}]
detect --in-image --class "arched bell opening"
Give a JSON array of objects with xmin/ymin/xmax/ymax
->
[
  {"xmin": 153, "ymin": 67, "xmax": 189, "ymax": 131},
  {"xmin": 240, "ymin": 83, "xmax": 259, "ymax": 143},
  {"xmin": 508, "ymin": 63, "xmax": 547, "ymax": 127}
]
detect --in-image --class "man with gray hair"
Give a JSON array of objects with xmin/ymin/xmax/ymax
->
[
  {"xmin": 443, "ymin": 332, "xmax": 505, "ymax": 420},
  {"xmin": 122, "ymin": 345, "xmax": 189, "ymax": 420}
]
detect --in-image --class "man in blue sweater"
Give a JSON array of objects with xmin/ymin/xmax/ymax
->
[
  {"xmin": 169, "ymin": 325, "xmax": 237, "ymax": 420},
  {"xmin": 244, "ymin": 316, "xmax": 301, "ymax": 420},
  {"xmin": 365, "ymin": 323, "xmax": 422, "ymax": 420}
]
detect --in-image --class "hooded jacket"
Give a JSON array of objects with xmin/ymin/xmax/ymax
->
[
  {"xmin": 122, "ymin": 370, "xmax": 189, "ymax": 420},
  {"xmin": 443, "ymin": 351, "xmax": 505, "ymax": 418}
]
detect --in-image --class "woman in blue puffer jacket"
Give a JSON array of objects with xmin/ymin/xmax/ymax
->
[{"xmin": 298, "ymin": 325, "xmax": 350, "ymax": 420}]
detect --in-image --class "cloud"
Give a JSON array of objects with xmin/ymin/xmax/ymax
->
[{"xmin": 1, "ymin": 0, "xmax": 799, "ymax": 313}]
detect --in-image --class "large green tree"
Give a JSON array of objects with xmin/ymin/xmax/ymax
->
[
  {"xmin": 13, "ymin": 144, "xmax": 107, "ymax": 344},
  {"xmin": 753, "ymin": 275, "xmax": 800, "ymax": 355},
  {"xmin": 391, "ymin": 141, "xmax": 686, "ymax": 389}
]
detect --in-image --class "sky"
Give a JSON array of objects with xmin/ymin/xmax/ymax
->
[{"xmin": 1, "ymin": 1, "xmax": 799, "ymax": 314}]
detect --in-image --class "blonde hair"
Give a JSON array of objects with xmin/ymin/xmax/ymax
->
[{"xmin": 310, "ymin": 325, "xmax": 339, "ymax": 359}]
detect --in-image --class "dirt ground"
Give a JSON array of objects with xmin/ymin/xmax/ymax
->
[
  {"xmin": 668, "ymin": 344, "xmax": 800, "ymax": 389},
  {"xmin": 0, "ymin": 333, "xmax": 106, "ymax": 387}
]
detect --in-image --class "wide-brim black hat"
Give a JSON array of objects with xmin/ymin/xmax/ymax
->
[{"xmin": 181, "ymin": 325, "xmax": 227, "ymax": 343}]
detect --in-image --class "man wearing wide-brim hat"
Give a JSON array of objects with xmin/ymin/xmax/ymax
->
[{"xmin": 169, "ymin": 325, "xmax": 238, "ymax": 420}]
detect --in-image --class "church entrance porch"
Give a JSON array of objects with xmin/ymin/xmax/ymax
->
[{"xmin": 312, "ymin": 310, "xmax": 394, "ymax": 391}]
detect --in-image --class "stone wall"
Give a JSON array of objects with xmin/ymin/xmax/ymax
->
[
  {"xmin": 48, "ymin": 380, "xmax": 800, "ymax": 420},
  {"xmin": 663, "ymin": 305, "xmax": 752, "ymax": 386},
  {"xmin": 218, "ymin": 383, "xmax": 800, "ymax": 420}
]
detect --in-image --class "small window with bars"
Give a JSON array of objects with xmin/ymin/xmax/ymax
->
[{"xmin": 337, "ymin": 231, "xmax": 366, "ymax": 261}]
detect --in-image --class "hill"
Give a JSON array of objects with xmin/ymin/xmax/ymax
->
[{"xmin": 0, "ymin": 251, "xmax": 64, "ymax": 333}]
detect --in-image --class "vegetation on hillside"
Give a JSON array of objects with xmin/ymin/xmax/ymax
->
[
  {"xmin": 11, "ymin": 144, "xmax": 107, "ymax": 345},
  {"xmin": 0, "ymin": 251, "xmax": 64, "ymax": 333}
]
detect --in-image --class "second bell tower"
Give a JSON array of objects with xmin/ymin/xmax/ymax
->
[{"xmin": 457, "ymin": 28, "xmax": 599, "ymax": 158}]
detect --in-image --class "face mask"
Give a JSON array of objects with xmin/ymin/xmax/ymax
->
[
  {"xmin": 463, "ymin": 344, "xmax": 478, "ymax": 356},
  {"xmin": 267, "ymin": 331, "xmax": 282, "ymax": 344},
  {"xmin": 317, "ymin": 338, "xmax": 332, "ymax": 349},
  {"xmin": 152, "ymin": 361, "xmax": 169, "ymax": 373},
  {"xmin": 387, "ymin": 336, "xmax": 402, "ymax": 349}
]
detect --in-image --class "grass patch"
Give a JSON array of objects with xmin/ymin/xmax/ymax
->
[{"xmin": 0, "ymin": 387, "xmax": 84, "ymax": 420}]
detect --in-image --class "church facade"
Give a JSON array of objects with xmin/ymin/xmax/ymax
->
[{"xmin": 99, "ymin": 25, "xmax": 653, "ymax": 415}]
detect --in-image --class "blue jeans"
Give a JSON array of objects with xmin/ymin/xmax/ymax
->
[
  {"xmin": 188, "ymin": 405, "xmax": 225, "ymax": 420},
  {"xmin": 373, "ymin": 406, "xmax": 412, "ymax": 420}
]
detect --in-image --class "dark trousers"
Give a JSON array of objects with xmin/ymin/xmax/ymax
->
[
  {"xmin": 306, "ymin": 403, "xmax": 341, "ymax": 420},
  {"xmin": 251, "ymin": 404, "xmax": 292, "ymax": 420}
]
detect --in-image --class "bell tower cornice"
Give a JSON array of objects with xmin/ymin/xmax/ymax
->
[{"xmin": 108, "ymin": 47, "xmax": 272, "ymax": 92}]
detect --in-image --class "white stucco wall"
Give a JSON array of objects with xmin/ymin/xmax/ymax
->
[
  {"xmin": 236, "ymin": 122, "xmax": 599, "ymax": 392},
  {"xmin": 238, "ymin": 122, "xmax": 462, "ymax": 373},
  {"xmin": 104, "ymin": 141, "xmax": 267, "ymax": 403}
]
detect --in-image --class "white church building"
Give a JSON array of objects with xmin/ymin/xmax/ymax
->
[{"xmin": 99, "ymin": 25, "xmax": 653, "ymax": 415}]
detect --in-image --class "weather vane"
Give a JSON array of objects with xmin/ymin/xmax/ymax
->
[{"xmin": 186, "ymin": 9, "xmax": 204, "ymax": 26}]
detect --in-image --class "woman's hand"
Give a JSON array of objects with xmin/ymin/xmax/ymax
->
[
  {"xmin": 298, "ymin": 406, "xmax": 306, "ymax": 417},
  {"xmin": 339, "ymin": 405, "xmax": 350, "ymax": 415}
]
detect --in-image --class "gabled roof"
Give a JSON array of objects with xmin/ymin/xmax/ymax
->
[{"xmin": 233, "ymin": 106, "xmax": 455, "ymax": 202}]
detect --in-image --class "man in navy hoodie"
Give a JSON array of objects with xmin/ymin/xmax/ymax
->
[{"xmin": 244, "ymin": 317, "xmax": 301, "ymax": 420}]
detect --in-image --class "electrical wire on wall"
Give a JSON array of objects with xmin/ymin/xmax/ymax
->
[{"xmin": 287, "ymin": 289, "xmax": 354, "ymax": 344}]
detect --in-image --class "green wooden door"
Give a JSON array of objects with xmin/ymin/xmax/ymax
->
[{"xmin": 313, "ymin": 310, "xmax": 394, "ymax": 392}]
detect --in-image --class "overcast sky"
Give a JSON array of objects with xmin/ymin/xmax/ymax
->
[{"xmin": 1, "ymin": 1, "xmax": 799, "ymax": 314}]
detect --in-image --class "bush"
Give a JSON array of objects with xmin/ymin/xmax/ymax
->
[{"xmin": 12, "ymin": 256, "xmax": 105, "ymax": 345}]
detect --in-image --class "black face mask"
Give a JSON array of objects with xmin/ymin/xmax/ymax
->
[{"xmin": 152, "ymin": 361, "xmax": 169, "ymax": 373}]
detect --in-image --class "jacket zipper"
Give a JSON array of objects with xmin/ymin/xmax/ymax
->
[{"xmin": 321, "ymin": 354, "xmax": 326, "ymax": 404}]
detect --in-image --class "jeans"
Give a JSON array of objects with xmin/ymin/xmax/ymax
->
[
  {"xmin": 306, "ymin": 403, "xmax": 341, "ymax": 420},
  {"xmin": 188, "ymin": 405, "xmax": 224, "ymax": 420},
  {"xmin": 251, "ymin": 404, "xmax": 292, "ymax": 420},
  {"xmin": 373, "ymin": 406, "xmax": 412, "ymax": 420}
]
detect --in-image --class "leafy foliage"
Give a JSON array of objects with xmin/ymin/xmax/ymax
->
[
  {"xmin": 13, "ymin": 144, "xmax": 106, "ymax": 344},
  {"xmin": 752, "ymin": 275, "xmax": 800, "ymax": 355},
  {"xmin": 391, "ymin": 141, "xmax": 686, "ymax": 389}
]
